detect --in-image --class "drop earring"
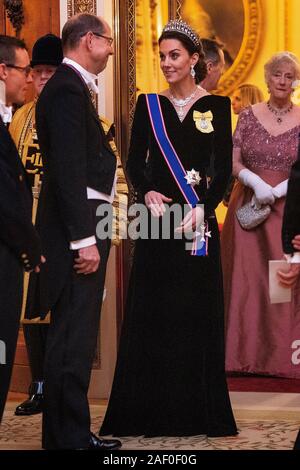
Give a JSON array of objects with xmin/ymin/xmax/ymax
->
[{"xmin": 190, "ymin": 64, "xmax": 196, "ymax": 79}]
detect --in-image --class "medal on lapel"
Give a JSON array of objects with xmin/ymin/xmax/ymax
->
[{"xmin": 193, "ymin": 110, "xmax": 214, "ymax": 133}]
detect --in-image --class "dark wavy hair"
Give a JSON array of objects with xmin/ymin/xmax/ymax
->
[{"xmin": 158, "ymin": 31, "xmax": 207, "ymax": 84}]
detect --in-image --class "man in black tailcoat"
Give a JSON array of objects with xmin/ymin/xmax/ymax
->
[
  {"xmin": 0, "ymin": 35, "xmax": 42, "ymax": 421},
  {"xmin": 35, "ymin": 13, "xmax": 121, "ymax": 450}
]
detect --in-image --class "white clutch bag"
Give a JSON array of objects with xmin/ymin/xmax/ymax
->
[{"xmin": 235, "ymin": 202, "xmax": 271, "ymax": 230}]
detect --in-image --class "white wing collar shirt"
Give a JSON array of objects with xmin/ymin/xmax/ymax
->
[
  {"xmin": 0, "ymin": 103, "xmax": 12, "ymax": 124},
  {"xmin": 0, "ymin": 81, "xmax": 12, "ymax": 124}
]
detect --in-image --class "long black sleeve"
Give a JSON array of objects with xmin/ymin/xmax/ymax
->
[
  {"xmin": 201, "ymin": 96, "xmax": 233, "ymax": 216},
  {"xmin": 126, "ymin": 94, "xmax": 156, "ymax": 196},
  {"xmin": 0, "ymin": 121, "xmax": 41, "ymax": 270}
]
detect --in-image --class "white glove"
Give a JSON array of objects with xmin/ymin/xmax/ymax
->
[
  {"xmin": 272, "ymin": 179, "xmax": 288, "ymax": 199},
  {"xmin": 238, "ymin": 168, "xmax": 275, "ymax": 205}
]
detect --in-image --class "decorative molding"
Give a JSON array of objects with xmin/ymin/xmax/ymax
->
[
  {"xmin": 4, "ymin": 0, "xmax": 25, "ymax": 36},
  {"xmin": 168, "ymin": 0, "xmax": 181, "ymax": 19},
  {"xmin": 128, "ymin": 0, "xmax": 136, "ymax": 129},
  {"xmin": 113, "ymin": 0, "xmax": 136, "ymax": 160},
  {"xmin": 66, "ymin": 1, "xmax": 99, "ymax": 109},
  {"xmin": 113, "ymin": 0, "xmax": 136, "ymax": 330},
  {"xmin": 67, "ymin": 0, "xmax": 97, "ymax": 18}
]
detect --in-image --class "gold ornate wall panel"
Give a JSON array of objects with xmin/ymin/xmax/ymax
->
[
  {"xmin": 113, "ymin": 0, "xmax": 136, "ymax": 164},
  {"xmin": 67, "ymin": 0, "xmax": 97, "ymax": 17},
  {"xmin": 112, "ymin": 0, "xmax": 136, "ymax": 332},
  {"xmin": 136, "ymin": 0, "xmax": 168, "ymax": 94},
  {"xmin": 168, "ymin": 0, "xmax": 181, "ymax": 19}
]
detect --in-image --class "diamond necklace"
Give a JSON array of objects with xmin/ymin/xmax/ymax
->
[
  {"xmin": 267, "ymin": 100, "xmax": 293, "ymax": 124},
  {"xmin": 170, "ymin": 86, "xmax": 199, "ymax": 121}
]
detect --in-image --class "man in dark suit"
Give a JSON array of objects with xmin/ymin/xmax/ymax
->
[
  {"xmin": 200, "ymin": 38, "xmax": 225, "ymax": 93},
  {"xmin": 281, "ymin": 136, "xmax": 300, "ymax": 450},
  {"xmin": 279, "ymin": 138, "xmax": 300, "ymax": 286},
  {"xmin": 35, "ymin": 14, "xmax": 121, "ymax": 450},
  {"xmin": 0, "ymin": 35, "xmax": 42, "ymax": 422},
  {"xmin": 10, "ymin": 33, "xmax": 63, "ymax": 418}
]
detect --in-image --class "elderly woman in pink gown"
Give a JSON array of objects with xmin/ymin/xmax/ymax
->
[{"xmin": 222, "ymin": 52, "xmax": 300, "ymax": 378}]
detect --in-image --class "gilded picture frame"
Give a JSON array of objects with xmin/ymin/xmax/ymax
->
[{"xmin": 170, "ymin": 0, "xmax": 263, "ymax": 96}]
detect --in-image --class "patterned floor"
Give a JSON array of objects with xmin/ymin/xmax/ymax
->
[{"xmin": 1, "ymin": 393, "xmax": 300, "ymax": 450}]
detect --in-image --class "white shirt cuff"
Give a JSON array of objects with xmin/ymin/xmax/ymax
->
[
  {"xmin": 285, "ymin": 252, "xmax": 300, "ymax": 263},
  {"xmin": 70, "ymin": 236, "xmax": 96, "ymax": 250}
]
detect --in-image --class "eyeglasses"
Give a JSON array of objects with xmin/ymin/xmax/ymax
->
[
  {"xmin": 5, "ymin": 63, "xmax": 32, "ymax": 77},
  {"xmin": 92, "ymin": 32, "xmax": 114, "ymax": 46},
  {"xmin": 80, "ymin": 31, "xmax": 114, "ymax": 46}
]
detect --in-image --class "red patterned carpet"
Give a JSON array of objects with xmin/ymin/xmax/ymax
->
[{"xmin": 227, "ymin": 375, "xmax": 300, "ymax": 393}]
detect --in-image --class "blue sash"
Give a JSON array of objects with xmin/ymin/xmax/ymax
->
[{"xmin": 145, "ymin": 93, "xmax": 208, "ymax": 256}]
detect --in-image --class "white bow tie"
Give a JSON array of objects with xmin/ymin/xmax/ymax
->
[
  {"xmin": 87, "ymin": 80, "xmax": 98, "ymax": 94},
  {"xmin": 0, "ymin": 104, "xmax": 12, "ymax": 124}
]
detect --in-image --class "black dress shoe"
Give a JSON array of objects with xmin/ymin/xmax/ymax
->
[
  {"xmin": 15, "ymin": 381, "xmax": 44, "ymax": 416},
  {"xmin": 88, "ymin": 432, "xmax": 121, "ymax": 451},
  {"xmin": 294, "ymin": 429, "xmax": 300, "ymax": 450}
]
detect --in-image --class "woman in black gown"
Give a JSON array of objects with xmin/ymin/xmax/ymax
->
[{"xmin": 100, "ymin": 20, "xmax": 237, "ymax": 438}]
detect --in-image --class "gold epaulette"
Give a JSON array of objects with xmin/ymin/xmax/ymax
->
[{"xmin": 9, "ymin": 101, "xmax": 35, "ymax": 151}]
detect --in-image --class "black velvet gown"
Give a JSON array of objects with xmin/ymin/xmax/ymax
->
[{"xmin": 100, "ymin": 94, "xmax": 237, "ymax": 437}]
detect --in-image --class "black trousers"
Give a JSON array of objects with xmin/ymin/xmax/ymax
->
[
  {"xmin": 0, "ymin": 247, "xmax": 23, "ymax": 421},
  {"xmin": 23, "ymin": 324, "xmax": 49, "ymax": 382},
  {"xmin": 42, "ymin": 202, "xmax": 111, "ymax": 449}
]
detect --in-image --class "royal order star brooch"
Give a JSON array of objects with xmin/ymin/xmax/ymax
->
[{"xmin": 184, "ymin": 169, "xmax": 201, "ymax": 186}]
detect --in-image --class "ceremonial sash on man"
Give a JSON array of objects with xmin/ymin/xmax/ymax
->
[{"xmin": 145, "ymin": 93, "xmax": 208, "ymax": 256}]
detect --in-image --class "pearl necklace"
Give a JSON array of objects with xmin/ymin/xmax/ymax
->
[
  {"xmin": 170, "ymin": 86, "xmax": 200, "ymax": 121},
  {"xmin": 267, "ymin": 100, "xmax": 293, "ymax": 124}
]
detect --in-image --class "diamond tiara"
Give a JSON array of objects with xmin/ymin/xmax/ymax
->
[{"xmin": 162, "ymin": 20, "xmax": 201, "ymax": 48}]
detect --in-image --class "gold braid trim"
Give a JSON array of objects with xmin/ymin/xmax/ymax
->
[{"xmin": 99, "ymin": 116, "xmax": 128, "ymax": 246}]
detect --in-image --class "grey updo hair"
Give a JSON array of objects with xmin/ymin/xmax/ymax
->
[{"xmin": 264, "ymin": 51, "xmax": 300, "ymax": 85}]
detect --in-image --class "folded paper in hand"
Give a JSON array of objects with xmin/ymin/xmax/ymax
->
[{"xmin": 235, "ymin": 202, "xmax": 271, "ymax": 230}]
